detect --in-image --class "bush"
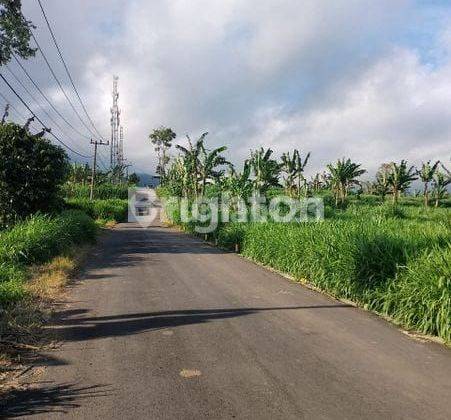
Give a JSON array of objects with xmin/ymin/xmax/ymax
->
[
  {"xmin": 0, "ymin": 123, "xmax": 69, "ymax": 227},
  {"xmin": 0, "ymin": 210, "xmax": 96, "ymax": 304},
  {"xmin": 66, "ymin": 198, "xmax": 128, "ymax": 222}
]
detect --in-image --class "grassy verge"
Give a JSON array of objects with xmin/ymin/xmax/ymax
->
[
  {"xmin": 0, "ymin": 211, "xmax": 98, "ymax": 389},
  {"xmin": 62, "ymin": 183, "xmax": 130, "ymax": 200},
  {"xmin": 0, "ymin": 210, "xmax": 96, "ymax": 305},
  {"xmin": 66, "ymin": 198, "xmax": 128, "ymax": 224},
  {"xmin": 163, "ymin": 199, "xmax": 451, "ymax": 343}
]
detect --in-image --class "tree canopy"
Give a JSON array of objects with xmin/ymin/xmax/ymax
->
[
  {"xmin": 0, "ymin": 122, "xmax": 69, "ymax": 226},
  {"xmin": 0, "ymin": 0, "xmax": 35, "ymax": 65}
]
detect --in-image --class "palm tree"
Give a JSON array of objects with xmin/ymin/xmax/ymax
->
[
  {"xmin": 387, "ymin": 160, "xmax": 417, "ymax": 205},
  {"xmin": 326, "ymin": 158, "xmax": 366, "ymax": 206},
  {"xmin": 417, "ymin": 160, "xmax": 440, "ymax": 207},
  {"xmin": 249, "ymin": 148, "xmax": 281, "ymax": 194},
  {"xmin": 431, "ymin": 164, "xmax": 450, "ymax": 207}
]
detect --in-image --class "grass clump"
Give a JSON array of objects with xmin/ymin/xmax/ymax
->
[
  {"xmin": 0, "ymin": 211, "xmax": 96, "ymax": 304},
  {"xmin": 66, "ymin": 198, "xmax": 128, "ymax": 223}
]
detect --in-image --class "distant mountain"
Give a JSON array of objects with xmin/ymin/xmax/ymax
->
[{"xmin": 135, "ymin": 173, "xmax": 160, "ymax": 188}]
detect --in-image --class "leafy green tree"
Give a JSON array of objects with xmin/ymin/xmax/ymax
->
[
  {"xmin": 431, "ymin": 164, "xmax": 450, "ymax": 207},
  {"xmin": 417, "ymin": 160, "xmax": 440, "ymax": 207},
  {"xmin": 176, "ymin": 133, "xmax": 206, "ymax": 198},
  {"xmin": 375, "ymin": 163, "xmax": 392, "ymax": 201},
  {"xmin": 249, "ymin": 148, "xmax": 281, "ymax": 194},
  {"xmin": 0, "ymin": 122, "xmax": 69, "ymax": 227},
  {"xmin": 327, "ymin": 158, "xmax": 366, "ymax": 206},
  {"xmin": 281, "ymin": 149, "xmax": 310, "ymax": 197},
  {"xmin": 68, "ymin": 162, "xmax": 90, "ymax": 185},
  {"xmin": 387, "ymin": 160, "xmax": 417, "ymax": 205},
  {"xmin": 149, "ymin": 126, "xmax": 176, "ymax": 180},
  {"xmin": 0, "ymin": 0, "xmax": 35, "ymax": 65},
  {"xmin": 223, "ymin": 160, "xmax": 253, "ymax": 199},
  {"xmin": 198, "ymin": 142, "xmax": 229, "ymax": 196},
  {"xmin": 128, "ymin": 172, "xmax": 140, "ymax": 185}
]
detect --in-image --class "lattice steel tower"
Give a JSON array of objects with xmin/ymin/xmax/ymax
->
[{"xmin": 110, "ymin": 75, "xmax": 121, "ymax": 169}]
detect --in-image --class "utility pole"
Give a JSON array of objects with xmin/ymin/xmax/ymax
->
[{"xmin": 90, "ymin": 139, "xmax": 109, "ymax": 200}]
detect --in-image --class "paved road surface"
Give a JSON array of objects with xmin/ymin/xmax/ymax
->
[{"xmin": 3, "ymin": 217, "xmax": 451, "ymax": 418}]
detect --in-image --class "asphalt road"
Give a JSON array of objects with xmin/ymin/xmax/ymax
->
[{"xmin": 3, "ymin": 218, "xmax": 451, "ymax": 419}]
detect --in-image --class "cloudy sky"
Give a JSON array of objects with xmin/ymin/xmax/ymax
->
[{"xmin": 1, "ymin": 0, "xmax": 451, "ymax": 177}]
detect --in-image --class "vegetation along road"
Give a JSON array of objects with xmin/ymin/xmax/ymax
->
[{"xmin": 4, "ymin": 206, "xmax": 451, "ymax": 419}]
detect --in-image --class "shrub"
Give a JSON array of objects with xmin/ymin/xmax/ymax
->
[{"xmin": 0, "ymin": 123, "xmax": 69, "ymax": 227}]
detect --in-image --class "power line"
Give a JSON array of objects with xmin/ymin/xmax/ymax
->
[
  {"xmin": 36, "ymin": 0, "xmax": 107, "ymax": 142},
  {"xmin": 12, "ymin": 53, "xmax": 91, "ymax": 141},
  {"xmin": 29, "ymin": 30, "xmax": 100, "ymax": 141},
  {"xmin": 4, "ymin": 64, "xmax": 92, "ymax": 157},
  {"xmin": 0, "ymin": 91, "xmax": 41, "ymax": 131},
  {"xmin": 0, "ymin": 73, "xmax": 92, "ymax": 159}
]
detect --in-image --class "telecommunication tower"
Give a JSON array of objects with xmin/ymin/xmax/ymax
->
[{"xmin": 110, "ymin": 75, "xmax": 120, "ymax": 168}]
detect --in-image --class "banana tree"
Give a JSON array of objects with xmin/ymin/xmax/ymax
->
[
  {"xmin": 176, "ymin": 133, "xmax": 206, "ymax": 198},
  {"xmin": 375, "ymin": 163, "xmax": 392, "ymax": 201},
  {"xmin": 198, "ymin": 142, "xmax": 230, "ymax": 196},
  {"xmin": 431, "ymin": 165, "xmax": 450, "ymax": 207},
  {"xmin": 280, "ymin": 150, "xmax": 310, "ymax": 197},
  {"xmin": 249, "ymin": 148, "xmax": 281, "ymax": 195},
  {"xmin": 417, "ymin": 160, "xmax": 440, "ymax": 207},
  {"xmin": 387, "ymin": 160, "xmax": 417, "ymax": 205},
  {"xmin": 326, "ymin": 158, "xmax": 366, "ymax": 206},
  {"xmin": 224, "ymin": 160, "xmax": 253, "ymax": 199}
]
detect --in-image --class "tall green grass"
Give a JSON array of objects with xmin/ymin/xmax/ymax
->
[
  {"xmin": 0, "ymin": 210, "xmax": 96, "ymax": 304},
  {"xmin": 164, "ymin": 198, "xmax": 451, "ymax": 342},
  {"xmin": 66, "ymin": 198, "xmax": 128, "ymax": 223},
  {"xmin": 63, "ymin": 183, "xmax": 130, "ymax": 200}
]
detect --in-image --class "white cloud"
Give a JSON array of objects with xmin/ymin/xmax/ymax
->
[{"xmin": 4, "ymin": 0, "xmax": 450, "ymax": 176}]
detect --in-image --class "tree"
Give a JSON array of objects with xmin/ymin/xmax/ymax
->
[
  {"xmin": 223, "ymin": 160, "xmax": 253, "ymax": 199},
  {"xmin": 198, "ymin": 141, "xmax": 229, "ymax": 196},
  {"xmin": 149, "ymin": 126, "xmax": 176, "ymax": 181},
  {"xmin": 375, "ymin": 163, "xmax": 392, "ymax": 201},
  {"xmin": 387, "ymin": 160, "xmax": 417, "ymax": 205},
  {"xmin": 128, "ymin": 173, "xmax": 140, "ymax": 185},
  {"xmin": 249, "ymin": 148, "xmax": 281, "ymax": 194},
  {"xmin": 176, "ymin": 133, "xmax": 206, "ymax": 198},
  {"xmin": 417, "ymin": 160, "xmax": 440, "ymax": 207},
  {"xmin": 326, "ymin": 158, "xmax": 366, "ymax": 206},
  {"xmin": 431, "ymin": 164, "xmax": 450, "ymax": 207},
  {"xmin": 0, "ymin": 122, "xmax": 69, "ymax": 227},
  {"xmin": 281, "ymin": 150, "xmax": 310, "ymax": 197},
  {"xmin": 0, "ymin": 0, "xmax": 36, "ymax": 65},
  {"xmin": 68, "ymin": 162, "xmax": 90, "ymax": 185}
]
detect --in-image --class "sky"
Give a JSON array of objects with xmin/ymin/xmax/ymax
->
[{"xmin": 1, "ymin": 0, "xmax": 451, "ymax": 178}]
